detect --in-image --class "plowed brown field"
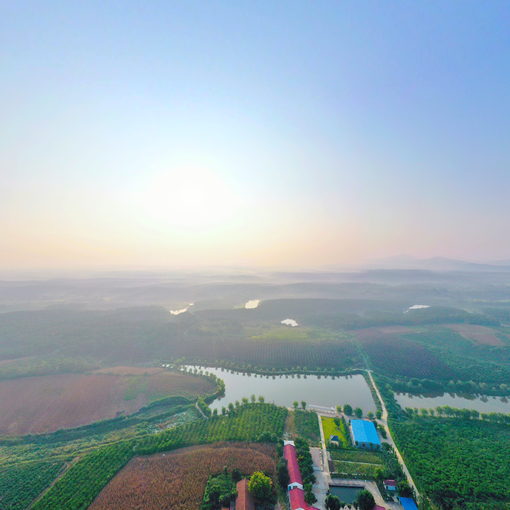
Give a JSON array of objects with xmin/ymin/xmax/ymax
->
[
  {"xmin": 446, "ymin": 324, "xmax": 506, "ymax": 346},
  {"xmin": 89, "ymin": 442, "xmax": 276, "ymax": 510},
  {"xmin": 0, "ymin": 369, "xmax": 214, "ymax": 435}
]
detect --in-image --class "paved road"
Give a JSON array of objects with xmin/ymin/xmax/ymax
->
[{"xmin": 367, "ymin": 370, "xmax": 420, "ymax": 499}]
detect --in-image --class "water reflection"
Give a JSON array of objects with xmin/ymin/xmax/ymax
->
[
  {"xmin": 396, "ymin": 392, "xmax": 510, "ymax": 414},
  {"xmin": 184, "ymin": 365, "xmax": 377, "ymax": 412}
]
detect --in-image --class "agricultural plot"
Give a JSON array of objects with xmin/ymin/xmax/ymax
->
[
  {"xmin": 331, "ymin": 460, "xmax": 381, "ymax": 479},
  {"xmin": 293, "ymin": 410, "xmax": 321, "ymax": 445},
  {"xmin": 445, "ymin": 324, "xmax": 506, "ymax": 346},
  {"xmin": 329, "ymin": 449, "xmax": 383, "ymax": 465},
  {"xmin": 321, "ymin": 416, "xmax": 350, "ymax": 447},
  {"xmin": 392, "ymin": 417, "xmax": 510, "ymax": 509},
  {"xmin": 89, "ymin": 443, "xmax": 276, "ymax": 510},
  {"xmin": 0, "ymin": 369, "xmax": 214, "ymax": 435},
  {"xmin": 0, "ymin": 460, "xmax": 64, "ymax": 510},
  {"xmin": 32, "ymin": 404, "xmax": 286, "ymax": 510},
  {"xmin": 357, "ymin": 331, "xmax": 456, "ymax": 379},
  {"xmin": 329, "ymin": 444, "xmax": 384, "ymax": 479}
]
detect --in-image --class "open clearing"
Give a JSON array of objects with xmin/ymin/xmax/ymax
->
[
  {"xmin": 0, "ymin": 369, "xmax": 214, "ymax": 435},
  {"xmin": 89, "ymin": 442, "xmax": 276, "ymax": 510},
  {"xmin": 446, "ymin": 324, "xmax": 506, "ymax": 346}
]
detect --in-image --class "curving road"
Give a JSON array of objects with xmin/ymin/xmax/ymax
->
[{"xmin": 366, "ymin": 370, "xmax": 420, "ymax": 499}]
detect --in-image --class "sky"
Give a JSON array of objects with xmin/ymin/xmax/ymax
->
[{"xmin": 1, "ymin": 1, "xmax": 509, "ymax": 270}]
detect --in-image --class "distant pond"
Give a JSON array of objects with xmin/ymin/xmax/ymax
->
[
  {"xmin": 396, "ymin": 392, "xmax": 510, "ymax": 414},
  {"xmin": 184, "ymin": 366, "xmax": 377, "ymax": 413}
]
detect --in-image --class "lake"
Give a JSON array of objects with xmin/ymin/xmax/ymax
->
[
  {"xmin": 396, "ymin": 392, "xmax": 510, "ymax": 414},
  {"xmin": 184, "ymin": 366, "xmax": 377, "ymax": 413}
]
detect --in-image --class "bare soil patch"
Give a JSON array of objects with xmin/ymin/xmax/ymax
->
[
  {"xmin": 446, "ymin": 324, "xmax": 505, "ymax": 346},
  {"xmin": 0, "ymin": 370, "xmax": 214, "ymax": 435},
  {"xmin": 92, "ymin": 366, "xmax": 165, "ymax": 375},
  {"xmin": 89, "ymin": 442, "xmax": 276, "ymax": 510}
]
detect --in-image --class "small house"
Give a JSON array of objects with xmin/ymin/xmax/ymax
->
[{"xmin": 383, "ymin": 479, "xmax": 397, "ymax": 492}]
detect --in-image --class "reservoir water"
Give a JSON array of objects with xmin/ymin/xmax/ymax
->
[
  {"xmin": 184, "ymin": 366, "xmax": 377, "ymax": 413},
  {"xmin": 396, "ymin": 392, "xmax": 510, "ymax": 414}
]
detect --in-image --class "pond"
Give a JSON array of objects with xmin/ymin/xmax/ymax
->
[
  {"xmin": 396, "ymin": 392, "xmax": 510, "ymax": 414},
  {"xmin": 329, "ymin": 485, "xmax": 364, "ymax": 504},
  {"xmin": 184, "ymin": 366, "xmax": 377, "ymax": 413}
]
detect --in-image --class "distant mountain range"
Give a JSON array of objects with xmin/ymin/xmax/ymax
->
[{"xmin": 365, "ymin": 256, "xmax": 510, "ymax": 272}]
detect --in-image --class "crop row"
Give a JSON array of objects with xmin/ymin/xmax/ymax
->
[{"xmin": 31, "ymin": 404, "xmax": 287, "ymax": 510}]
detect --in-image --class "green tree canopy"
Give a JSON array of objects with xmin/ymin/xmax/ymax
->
[
  {"xmin": 325, "ymin": 494, "xmax": 342, "ymax": 510},
  {"xmin": 356, "ymin": 489, "xmax": 375, "ymax": 510},
  {"xmin": 248, "ymin": 471, "xmax": 273, "ymax": 502}
]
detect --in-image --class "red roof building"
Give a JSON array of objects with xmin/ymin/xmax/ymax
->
[
  {"xmin": 236, "ymin": 479, "xmax": 255, "ymax": 510},
  {"xmin": 283, "ymin": 441, "xmax": 319, "ymax": 510},
  {"xmin": 283, "ymin": 442, "xmax": 303, "ymax": 486}
]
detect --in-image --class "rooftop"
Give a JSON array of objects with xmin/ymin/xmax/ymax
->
[
  {"xmin": 288, "ymin": 487, "xmax": 319, "ymax": 510},
  {"xmin": 236, "ymin": 479, "xmax": 255, "ymax": 510},
  {"xmin": 399, "ymin": 497, "xmax": 419, "ymax": 510},
  {"xmin": 350, "ymin": 419, "xmax": 381, "ymax": 446},
  {"xmin": 284, "ymin": 443, "xmax": 303, "ymax": 486}
]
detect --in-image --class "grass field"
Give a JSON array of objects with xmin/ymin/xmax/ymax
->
[
  {"xmin": 0, "ymin": 369, "xmax": 214, "ymax": 435},
  {"xmin": 329, "ymin": 449, "xmax": 383, "ymax": 464},
  {"xmin": 89, "ymin": 442, "xmax": 276, "ymax": 510},
  {"xmin": 321, "ymin": 416, "xmax": 350, "ymax": 447}
]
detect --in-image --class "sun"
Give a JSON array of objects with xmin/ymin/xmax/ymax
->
[{"xmin": 141, "ymin": 168, "xmax": 240, "ymax": 231}]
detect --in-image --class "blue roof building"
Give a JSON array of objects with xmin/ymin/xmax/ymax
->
[
  {"xmin": 350, "ymin": 419, "xmax": 381, "ymax": 450},
  {"xmin": 399, "ymin": 497, "xmax": 418, "ymax": 510}
]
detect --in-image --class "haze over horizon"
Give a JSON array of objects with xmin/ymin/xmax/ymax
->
[{"xmin": 2, "ymin": 1, "xmax": 509, "ymax": 270}]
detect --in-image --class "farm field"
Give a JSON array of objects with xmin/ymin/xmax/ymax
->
[
  {"xmin": 445, "ymin": 323, "xmax": 506, "ymax": 346},
  {"xmin": 89, "ymin": 442, "xmax": 276, "ymax": 510},
  {"xmin": 0, "ymin": 460, "xmax": 65, "ymax": 510},
  {"xmin": 0, "ymin": 369, "xmax": 214, "ymax": 435},
  {"xmin": 293, "ymin": 410, "xmax": 321, "ymax": 445},
  {"xmin": 285, "ymin": 410, "xmax": 321, "ymax": 445},
  {"xmin": 331, "ymin": 460, "xmax": 381, "ymax": 479},
  {"xmin": 392, "ymin": 417, "xmax": 510, "ymax": 509},
  {"xmin": 329, "ymin": 449, "xmax": 383, "ymax": 465},
  {"xmin": 30, "ymin": 404, "xmax": 286, "ymax": 510}
]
